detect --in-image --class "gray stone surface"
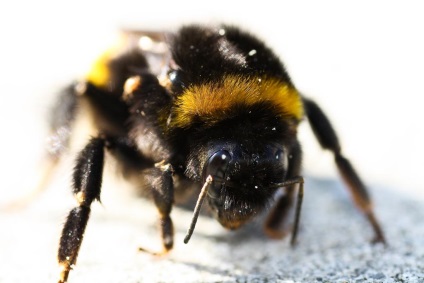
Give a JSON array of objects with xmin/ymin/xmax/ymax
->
[{"xmin": 1, "ymin": 175, "xmax": 423, "ymax": 283}]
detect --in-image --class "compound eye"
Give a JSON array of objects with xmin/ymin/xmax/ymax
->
[
  {"xmin": 274, "ymin": 148, "xmax": 288, "ymax": 172},
  {"xmin": 275, "ymin": 149, "xmax": 283, "ymax": 161},
  {"xmin": 203, "ymin": 150, "xmax": 232, "ymax": 182}
]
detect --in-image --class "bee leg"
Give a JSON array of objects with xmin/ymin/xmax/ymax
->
[
  {"xmin": 265, "ymin": 143, "xmax": 303, "ymax": 242},
  {"xmin": 2, "ymin": 83, "xmax": 79, "ymax": 211},
  {"xmin": 47, "ymin": 82, "xmax": 81, "ymax": 159},
  {"xmin": 264, "ymin": 188, "xmax": 295, "ymax": 239},
  {"xmin": 303, "ymin": 97, "xmax": 386, "ymax": 244},
  {"xmin": 139, "ymin": 162, "xmax": 174, "ymax": 254},
  {"xmin": 58, "ymin": 137, "xmax": 105, "ymax": 283},
  {"xmin": 265, "ymin": 178, "xmax": 304, "ymax": 247},
  {"xmin": 104, "ymin": 138, "xmax": 174, "ymax": 255}
]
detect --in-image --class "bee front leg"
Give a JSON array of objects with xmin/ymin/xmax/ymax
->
[
  {"xmin": 265, "ymin": 143, "xmax": 303, "ymax": 244},
  {"xmin": 303, "ymin": 97, "xmax": 386, "ymax": 244},
  {"xmin": 57, "ymin": 137, "xmax": 105, "ymax": 283},
  {"xmin": 265, "ymin": 176, "xmax": 304, "ymax": 246},
  {"xmin": 264, "ymin": 188, "xmax": 295, "ymax": 239},
  {"xmin": 140, "ymin": 162, "xmax": 174, "ymax": 254}
]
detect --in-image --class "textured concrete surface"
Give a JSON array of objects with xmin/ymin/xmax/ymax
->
[{"xmin": 1, "ymin": 174, "xmax": 423, "ymax": 283}]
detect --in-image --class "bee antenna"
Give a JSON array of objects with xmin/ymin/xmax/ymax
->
[
  {"xmin": 183, "ymin": 175, "xmax": 213, "ymax": 244},
  {"xmin": 268, "ymin": 177, "xmax": 303, "ymax": 189}
]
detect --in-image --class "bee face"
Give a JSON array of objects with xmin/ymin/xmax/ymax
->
[{"xmin": 201, "ymin": 142, "xmax": 289, "ymax": 229}]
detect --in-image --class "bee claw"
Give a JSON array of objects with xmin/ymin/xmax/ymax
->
[{"xmin": 138, "ymin": 246, "xmax": 170, "ymax": 257}]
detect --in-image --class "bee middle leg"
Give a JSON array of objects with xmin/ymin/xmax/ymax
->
[
  {"xmin": 303, "ymin": 97, "xmax": 386, "ymax": 244},
  {"xmin": 57, "ymin": 136, "xmax": 105, "ymax": 283}
]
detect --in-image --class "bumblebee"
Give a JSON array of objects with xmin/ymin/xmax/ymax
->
[{"xmin": 44, "ymin": 25, "xmax": 386, "ymax": 282}]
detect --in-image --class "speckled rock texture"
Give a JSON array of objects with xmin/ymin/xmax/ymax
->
[{"xmin": 1, "ymin": 175, "xmax": 423, "ymax": 283}]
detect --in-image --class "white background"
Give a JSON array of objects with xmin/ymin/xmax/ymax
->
[{"xmin": 0, "ymin": 0, "xmax": 423, "ymax": 202}]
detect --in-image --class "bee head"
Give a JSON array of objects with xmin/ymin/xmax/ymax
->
[{"xmin": 201, "ymin": 142, "xmax": 288, "ymax": 229}]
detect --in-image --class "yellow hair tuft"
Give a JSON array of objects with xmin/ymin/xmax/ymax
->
[
  {"xmin": 171, "ymin": 75, "xmax": 303, "ymax": 128},
  {"xmin": 86, "ymin": 49, "xmax": 113, "ymax": 89}
]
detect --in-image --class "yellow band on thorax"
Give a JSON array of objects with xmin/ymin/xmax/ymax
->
[{"xmin": 171, "ymin": 75, "xmax": 303, "ymax": 128}]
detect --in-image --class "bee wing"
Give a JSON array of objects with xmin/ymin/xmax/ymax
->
[{"xmin": 119, "ymin": 29, "xmax": 172, "ymax": 78}]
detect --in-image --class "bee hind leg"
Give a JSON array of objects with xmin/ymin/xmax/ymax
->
[{"xmin": 2, "ymin": 83, "xmax": 79, "ymax": 211}]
